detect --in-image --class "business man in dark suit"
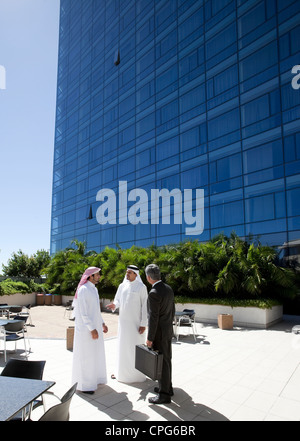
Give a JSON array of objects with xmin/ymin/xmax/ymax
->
[{"xmin": 145, "ymin": 264, "xmax": 175, "ymax": 404}]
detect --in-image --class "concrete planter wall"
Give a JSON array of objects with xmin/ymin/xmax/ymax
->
[
  {"xmin": 176, "ymin": 302, "xmax": 283, "ymax": 329},
  {"xmin": 0, "ymin": 292, "xmax": 36, "ymax": 306},
  {"xmin": 1, "ymin": 293, "xmax": 63, "ymax": 306},
  {"xmin": 61, "ymin": 296, "xmax": 282, "ymax": 329}
]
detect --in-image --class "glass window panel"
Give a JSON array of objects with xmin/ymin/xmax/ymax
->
[
  {"xmin": 243, "ymin": 140, "xmax": 283, "ymax": 173},
  {"xmin": 136, "ymin": 149, "xmax": 151, "ymax": 170},
  {"xmin": 208, "ymin": 108, "xmax": 240, "ymax": 140},
  {"xmin": 210, "ymin": 200, "xmax": 244, "ymax": 228},
  {"xmin": 281, "ymin": 83, "xmax": 300, "ymax": 111},
  {"xmin": 157, "ymin": 136, "xmax": 179, "ymax": 161},
  {"xmin": 136, "ymin": 79, "xmax": 155, "ymax": 104},
  {"xmin": 244, "ymin": 166, "xmax": 284, "ymax": 186},
  {"xmin": 275, "ymin": 192, "xmax": 286, "ymax": 219},
  {"xmin": 118, "ymin": 156, "xmax": 136, "ymax": 177},
  {"xmin": 180, "ymin": 84, "xmax": 205, "ymax": 113},
  {"xmin": 217, "ymin": 153, "xmax": 242, "ymax": 181},
  {"xmin": 157, "ymin": 99, "xmax": 178, "ymax": 125},
  {"xmin": 181, "ymin": 164, "xmax": 208, "ymax": 188},
  {"xmin": 119, "ymin": 95, "xmax": 135, "ymax": 118},
  {"xmin": 214, "ymin": 64, "xmax": 238, "ymax": 95},
  {"xmin": 119, "ymin": 124, "xmax": 135, "ymax": 144},
  {"xmin": 287, "ymin": 188, "xmax": 300, "ymax": 217},
  {"xmin": 179, "ymin": 48, "xmax": 199, "ymax": 77},
  {"xmin": 178, "ymin": 7, "xmax": 203, "ymax": 41},
  {"xmin": 241, "ymin": 94, "xmax": 270, "ymax": 126},
  {"xmin": 136, "ymin": 48, "xmax": 155, "ymax": 76},
  {"xmin": 239, "ymin": 41, "xmax": 277, "ymax": 82},
  {"xmin": 156, "ymin": 64, "xmax": 177, "ymax": 92},
  {"xmin": 136, "ymin": 112, "xmax": 155, "ymax": 136},
  {"xmin": 245, "ymin": 218, "xmax": 286, "ymax": 235},
  {"xmin": 288, "ymin": 217, "xmax": 300, "ymax": 231},
  {"xmin": 206, "ymin": 23, "xmax": 236, "ymax": 60},
  {"xmin": 284, "ymin": 135, "xmax": 296, "ymax": 162},
  {"xmin": 245, "ymin": 194, "xmax": 275, "ymax": 223},
  {"xmin": 238, "ymin": 2, "xmax": 265, "ymax": 37},
  {"xmin": 210, "ymin": 176, "xmax": 243, "ymax": 194},
  {"xmin": 181, "ymin": 126, "xmax": 199, "ymax": 151},
  {"xmin": 244, "ymin": 178, "xmax": 284, "ymax": 198}
]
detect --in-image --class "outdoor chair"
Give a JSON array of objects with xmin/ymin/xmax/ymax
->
[
  {"xmin": 0, "ymin": 304, "xmax": 8, "ymax": 317},
  {"xmin": 1, "ymin": 358, "xmax": 45, "ymax": 379},
  {"xmin": 1, "ymin": 320, "xmax": 30, "ymax": 362},
  {"xmin": 1, "ymin": 359, "xmax": 46, "ymax": 420},
  {"xmin": 9, "ymin": 306, "xmax": 23, "ymax": 318},
  {"xmin": 30, "ymin": 382, "xmax": 77, "ymax": 421},
  {"xmin": 19, "ymin": 304, "xmax": 33, "ymax": 326},
  {"xmin": 64, "ymin": 300, "xmax": 74, "ymax": 319},
  {"xmin": 175, "ymin": 309, "xmax": 197, "ymax": 342},
  {"xmin": 13, "ymin": 314, "xmax": 29, "ymax": 332}
]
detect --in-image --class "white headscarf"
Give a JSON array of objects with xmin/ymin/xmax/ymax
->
[
  {"xmin": 72, "ymin": 267, "xmax": 101, "ymax": 317},
  {"xmin": 122, "ymin": 265, "xmax": 143, "ymax": 285}
]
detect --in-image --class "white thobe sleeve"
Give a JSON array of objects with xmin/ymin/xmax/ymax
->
[
  {"xmin": 77, "ymin": 286, "xmax": 96, "ymax": 331},
  {"xmin": 113, "ymin": 284, "xmax": 122, "ymax": 309},
  {"xmin": 140, "ymin": 285, "xmax": 148, "ymax": 327}
]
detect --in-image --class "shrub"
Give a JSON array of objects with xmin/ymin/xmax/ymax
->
[
  {"xmin": 0, "ymin": 279, "xmax": 31, "ymax": 296},
  {"xmin": 40, "ymin": 234, "xmax": 299, "ymax": 301}
]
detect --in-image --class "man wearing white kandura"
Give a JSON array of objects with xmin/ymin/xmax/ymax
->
[
  {"xmin": 106, "ymin": 265, "xmax": 148, "ymax": 383},
  {"xmin": 72, "ymin": 267, "xmax": 108, "ymax": 395}
]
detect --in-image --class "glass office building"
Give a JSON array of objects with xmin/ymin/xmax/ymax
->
[{"xmin": 51, "ymin": 0, "xmax": 300, "ymax": 258}]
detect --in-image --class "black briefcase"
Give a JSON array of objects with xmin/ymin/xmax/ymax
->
[{"xmin": 135, "ymin": 344, "xmax": 163, "ymax": 380}]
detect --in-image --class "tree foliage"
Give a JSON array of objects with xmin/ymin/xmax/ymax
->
[
  {"xmin": 40, "ymin": 234, "xmax": 299, "ymax": 301},
  {"xmin": 2, "ymin": 249, "xmax": 50, "ymax": 278},
  {"xmin": 41, "ymin": 240, "xmax": 96, "ymax": 295}
]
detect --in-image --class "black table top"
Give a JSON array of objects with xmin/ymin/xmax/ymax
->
[
  {"xmin": 0, "ymin": 318, "xmax": 24, "ymax": 327},
  {"xmin": 0, "ymin": 376, "xmax": 55, "ymax": 421},
  {"xmin": 0, "ymin": 305, "xmax": 22, "ymax": 309}
]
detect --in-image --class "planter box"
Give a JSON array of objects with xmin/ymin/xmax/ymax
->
[
  {"xmin": 218, "ymin": 314, "xmax": 233, "ymax": 330},
  {"xmin": 175, "ymin": 302, "xmax": 283, "ymax": 329},
  {"xmin": 54, "ymin": 294, "xmax": 62, "ymax": 305},
  {"xmin": 66, "ymin": 326, "xmax": 74, "ymax": 350},
  {"xmin": 85, "ymin": 297, "xmax": 283, "ymax": 329},
  {"xmin": 0, "ymin": 292, "xmax": 36, "ymax": 306},
  {"xmin": 36, "ymin": 293, "xmax": 44, "ymax": 305},
  {"xmin": 44, "ymin": 294, "xmax": 52, "ymax": 305}
]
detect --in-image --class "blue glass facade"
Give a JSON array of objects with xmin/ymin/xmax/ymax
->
[{"xmin": 51, "ymin": 0, "xmax": 300, "ymax": 257}]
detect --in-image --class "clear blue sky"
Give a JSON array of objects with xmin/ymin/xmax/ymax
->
[{"xmin": 0, "ymin": 0, "xmax": 60, "ymax": 271}]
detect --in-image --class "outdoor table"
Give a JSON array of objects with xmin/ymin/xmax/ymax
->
[
  {"xmin": 0, "ymin": 376, "xmax": 55, "ymax": 421},
  {"xmin": 0, "ymin": 318, "xmax": 24, "ymax": 327},
  {"xmin": 0, "ymin": 305, "xmax": 22, "ymax": 319}
]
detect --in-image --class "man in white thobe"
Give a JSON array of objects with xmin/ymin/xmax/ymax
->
[
  {"xmin": 107, "ymin": 265, "xmax": 148, "ymax": 383},
  {"xmin": 72, "ymin": 267, "xmax": 108, "ymax": 394}
]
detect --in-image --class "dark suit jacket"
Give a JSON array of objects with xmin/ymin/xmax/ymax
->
[{"xmin": 147, "ymin": 281, "xmax": 175, "ymax": 343}]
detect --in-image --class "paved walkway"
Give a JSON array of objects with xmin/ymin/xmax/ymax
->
[{"xmin": 1, "ymin": 305, "xmax": 300, "ymax": 422}]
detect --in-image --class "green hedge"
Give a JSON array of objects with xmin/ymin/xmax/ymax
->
[
  {"xmin": 173, "ymin": 296, "xmax": 281, "ymax": 309},
  {"xmin": 0, "ymin": 279, "xmax": 46, "ymax": 296},
  {"xmin": 41, "ymin": 234, "xmax": 299, "ymax": 303}
]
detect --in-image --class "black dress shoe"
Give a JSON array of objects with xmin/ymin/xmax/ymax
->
[
  {"xmin": 154, "ymin": 387, "xmax": 174, "ymax": 396},
  {"xmin": 82, "ymin": 390, "xmax": 94, "ymax": 395},
  {"xmin": 148, "ymin": 395, "xmax": 171, "ymax": 404}
]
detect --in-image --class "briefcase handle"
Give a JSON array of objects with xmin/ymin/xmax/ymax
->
[{"xmin": 144, "ymin": 344, "xmax": 160, "ymax": 354}]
